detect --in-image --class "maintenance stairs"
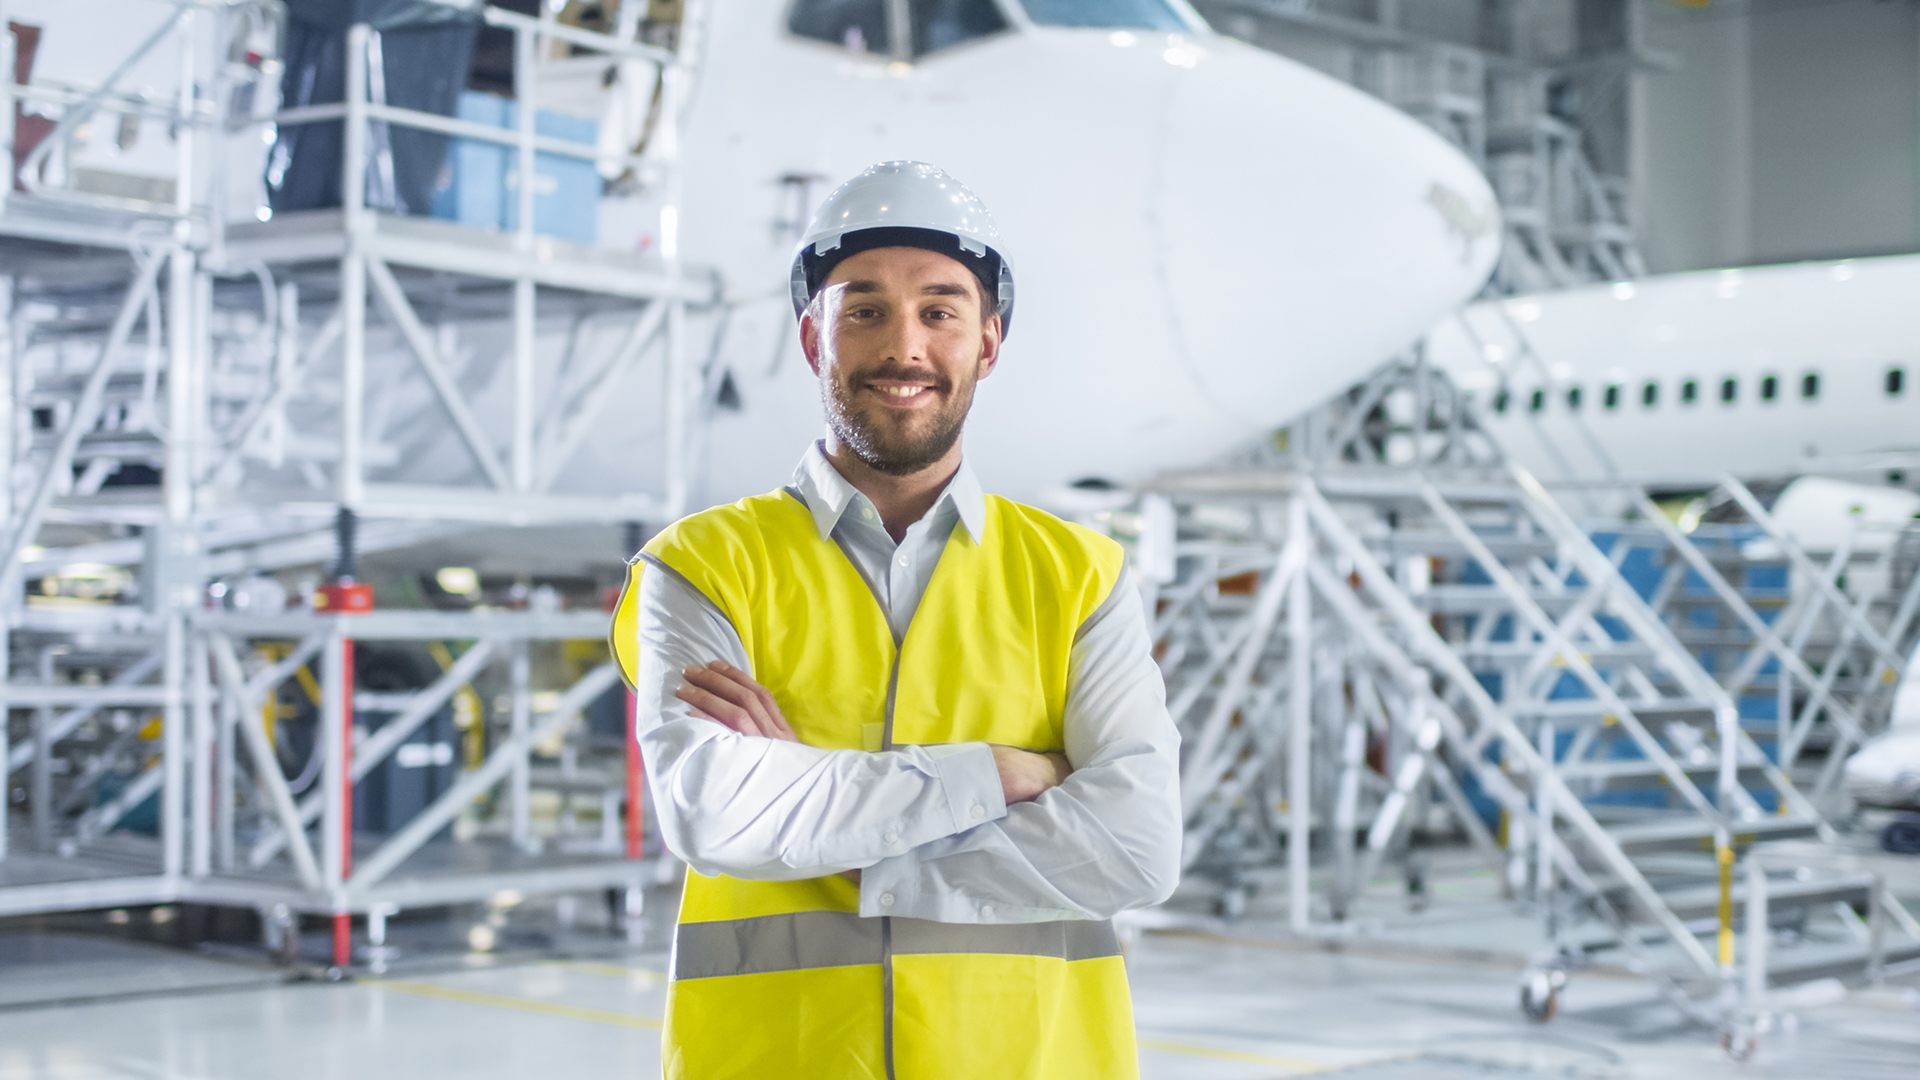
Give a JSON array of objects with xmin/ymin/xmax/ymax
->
[{"xmin": 1140, "ymin": 357, "xmax": 1920, "ymax": 1032}]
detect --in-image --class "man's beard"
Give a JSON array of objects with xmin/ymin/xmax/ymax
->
[{"xmin": 823, "ymin": 365, "xmax": 975, "ymax": 476}]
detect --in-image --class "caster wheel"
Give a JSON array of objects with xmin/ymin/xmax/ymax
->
[
  {"xmin": 1721, "ymin": 1027, "xmax": 1758, "ymax": 1062},
  {"xmin": 1518, "ymin": 968, "xmax": 1561, "ymax": 1023}
]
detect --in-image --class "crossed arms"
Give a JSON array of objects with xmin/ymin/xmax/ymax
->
[{"xmin": 632, "ymin": 567, "xmax": 1183, "ymax": 924}]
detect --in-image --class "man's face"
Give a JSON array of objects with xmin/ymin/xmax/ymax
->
[{"xmin": 801, "ymin": 246, "xmax": 1002, "ymax": 476}]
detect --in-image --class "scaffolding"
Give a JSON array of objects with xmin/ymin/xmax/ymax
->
[
  {"xmin": 1134, "ymin": 355, "xmax": 1920, "ymax": 1039},
  {"xmin": 0, "ymin": 0, "xmax": 710, "ymax": 965}
]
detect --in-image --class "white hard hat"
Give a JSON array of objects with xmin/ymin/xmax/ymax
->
[{"xmin": 790, "ymin": 161, "xmax": 1015, "ymax": 337}]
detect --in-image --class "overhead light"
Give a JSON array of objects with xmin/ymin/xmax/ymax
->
[
  {"xmin": 1506, "ymin": 300, "xmax": 1542, "ymax": 322},
  {"xmin": 1716, "ymin": 269, "xmax": 1741, "ymax": 299},
  {"xmin": 1611, "ymin": 282, "xmax": 1636, "ymax": 300},
  {"xmin": 436, "ymin": 567, "xmax": 480, "ymax": 595},
  {"xmin": 1110, "ymin": 31, "xmax": 1136, "ymax": 47},
  {"xmin": 1832, "ymin": 262, "xmax": 1856, "ymax": 282},
  {"xmin": 1482, "ymin": 344, "xmax": 1507, "ymax": 363}
]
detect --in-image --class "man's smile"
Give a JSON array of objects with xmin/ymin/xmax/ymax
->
[{"xmin": 865, "ymin": 380, "xmax": 940, "ymax": 408}]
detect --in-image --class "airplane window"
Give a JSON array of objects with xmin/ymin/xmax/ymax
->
[
  {"xmin": 1603, "ymin": 384, "xmax": 1620, "ymax": 410},
  {"xmin": 1888, "ymin": 367, "xmax": 1906, "ymax": 396},
  {"xmin": 1566, "ymin": 385, "xmax": 1582, "ymax": 410},
  {"xmin": 1719, "ymin": 377, "xmax": 1737, "ymax": 404},
  {"xmin": 1760, "ymin": 374, "xmax": 1778, "ymax": 401},
  {"xmin": 790, "ymin": 0, "xmax": 890, "ymax": 55},
  {"xmin": 1680, "ymin": 379, "xmax": 1698, "ymax": 404},
  {"xmin": 1801, "ymin": 371, "xmax": 1820, "ymax": 400},
  {"xmin": 1528, "ymin": 388, "xmax": 1545, "ymax": 413},
  {"xmin": 1493, "ymin": 389, "xmax": 1510, "ymax": 415},
  {"xmin": 1641, "ymin": 380, "xmax": 1658, "ymax": 407},
  {"xmin": 1020, "ymin": 0, "xmax": 1189, "ymax": 31},
  {"xmin": 912, "ymin": 0, "xmax": 1008, "ymax": 55}
]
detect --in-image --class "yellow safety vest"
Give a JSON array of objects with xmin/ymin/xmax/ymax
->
[{"xmin": 611, "ymin": 486, "xmax": 1137, "ymax": 1079}]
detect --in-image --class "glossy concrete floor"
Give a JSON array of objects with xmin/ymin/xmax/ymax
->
[{"xmin": 1, "ymin": 877, "xmax": 1916, "ymax": 1079}]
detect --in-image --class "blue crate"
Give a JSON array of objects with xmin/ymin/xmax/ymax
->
[{"xmin": 430, "ymin": 91, "xmax": 600, "ymax": 245}]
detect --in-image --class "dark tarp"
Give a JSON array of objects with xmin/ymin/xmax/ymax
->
[{"xmin": 266, "ymin": 0, "xmax": 481, "ymax": 216}]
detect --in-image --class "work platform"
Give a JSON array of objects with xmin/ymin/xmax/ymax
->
[
  {"xmin": 1133, "ymin": 355, "xmax": 1920, "ymax": 1054},
  {"xmin": 1, "ymin": 1, "xmax": 708, "ymax": 963}
]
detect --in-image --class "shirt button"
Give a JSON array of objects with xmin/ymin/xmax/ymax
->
[
  {"xmin": 897, "ymin": 554, "xmax": 910, "ymax": 567},
  {"xmin": 981, "ymin": 906, "xmax": 994, "ymax": 919},
  {"xmin": 879, "ymin": 893, "xmax": 895, "ymax": 907},
  {"xmin": 970, "ymin": 804, "xmax": 986, "ymax": 821},
  {"xmin": 862, "ymin": 507, "xmax": 875, "ymax": 521},
  {"xmin": 884, "ymin": 829, "xmax": 899, "ymax": 844}
]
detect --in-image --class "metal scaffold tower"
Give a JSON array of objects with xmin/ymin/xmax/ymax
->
[
  {"xmin": 1, "ymin": 0, "xmax": 712, "ymax": 966},
  {"xmin": 1131, "ymin": 356, "xmax": 1920, "ymax": 1039}
]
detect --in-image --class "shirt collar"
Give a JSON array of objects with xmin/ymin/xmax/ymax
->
[{"xmin": 792, "ymin": 440, "xmax": 987, "ymax": 544}]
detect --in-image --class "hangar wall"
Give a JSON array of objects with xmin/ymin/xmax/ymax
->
[{"xmin": 1640, "ymin": 0, "xmax": 1920, "ymax": 272}]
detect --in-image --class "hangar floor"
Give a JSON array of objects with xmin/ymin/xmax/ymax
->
[{"xmin": 1, "ymin": 865, "xmax": 1916, "ymax": 1080}]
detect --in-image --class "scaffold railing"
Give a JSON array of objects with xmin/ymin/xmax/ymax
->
[
  {"xmin": 1, "ymin": 1, "xmax": 712, "ymax": 964},
  {"xmin": 1127, "ymin": 355, "xmax": 1920, "ymax": 1028}
]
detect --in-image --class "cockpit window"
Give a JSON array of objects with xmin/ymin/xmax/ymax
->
[
  {"xmin": 790, "ymin": 0, "xmax": 1010, "ymax": 57},
  {"xmin": 912, "ymin": 0, "xmax": 1008, "ymax": 55},
  {"xmin": 789, "ymin": 0, "xmax": 889, "ymax": 56},
  {"xmin": 1020, "ymin": 0, "xmax": 1189, "ymax": 31}
]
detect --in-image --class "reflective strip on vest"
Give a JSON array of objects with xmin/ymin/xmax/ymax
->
[{"xmin": 673, "ymin": 912, "xmax": 1122, "ymax": 981}]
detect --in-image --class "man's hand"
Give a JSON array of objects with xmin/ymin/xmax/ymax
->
[
  {"xmin": 991, "ymin": 745, "xmax": 1072, "ymax": 805},
  {"xmin": 675, "ymin": 661, "xmax": 798, "ymax": 741}
]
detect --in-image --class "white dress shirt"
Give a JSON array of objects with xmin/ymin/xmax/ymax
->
[{"xmin": 631, "ymin": 441, "xmax": 1182, "ymax": 924}]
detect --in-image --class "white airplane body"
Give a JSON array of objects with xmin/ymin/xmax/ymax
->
[
  {"xmin": 576, "ymin": 0, "xmax": 1501, "ymax": 506},
  {"xmin": 1426, "ymin": 254, "xmax": 1920, "ymax": 489}
]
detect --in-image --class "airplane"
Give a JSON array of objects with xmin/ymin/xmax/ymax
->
[
  {"xmin": 596, "ymin": 0, "xmax": 1504, "ymax": 507},
  {"xmin": 4, "ymin": 0, "xmax": 1500, "ymax": 515},
  {"xmin": 1424, "ymin": 253, "xmax": 1920, "ymax": 491}
]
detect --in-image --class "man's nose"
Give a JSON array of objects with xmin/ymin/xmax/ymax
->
[{"xmin": 880, "ymin": 314, "xmax": 929, "ymax": 366}]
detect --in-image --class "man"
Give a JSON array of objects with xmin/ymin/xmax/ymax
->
[{"xmin": 612, "ymin": 161, "xmax": 1182, "ymax": 1079}]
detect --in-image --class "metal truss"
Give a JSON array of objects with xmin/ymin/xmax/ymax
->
[
  {"xmin": 1137, "ymin": 357, "xmax": 1920, "ymax": 1025},
  {"xmin": 0, "ymin": 2, "xmax": 711, "ymax": 959}
]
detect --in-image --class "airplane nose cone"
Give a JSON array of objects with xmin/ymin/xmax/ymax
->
[{"xmin": 1156, "ymin": 38, "xmax": 1500, "ymax": 422}]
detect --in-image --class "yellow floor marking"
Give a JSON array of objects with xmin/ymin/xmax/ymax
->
[
  {"xmin": 544, "ymin": 959, "xmax": 668, "ymax": 981},
  {"xmin": 1136, "ymin": 1038, "xmax": 1330, "ymax": 1073},
  {"xmin": 378, "ymin": 980, "xmax": 662, "ymax": 1030}
]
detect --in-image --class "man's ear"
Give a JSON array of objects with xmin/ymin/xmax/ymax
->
[
  {"xmin": 799, "ymin": 307, "xmax": 824, "ymax": 376},
  {"xmin": 975, "ymin": 312, "xmax": 1003, "ymax": 380}
]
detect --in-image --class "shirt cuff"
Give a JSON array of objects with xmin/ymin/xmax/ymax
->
[{"xmin": 921, "ymin": 742, "xmax": 1006, "ymax": 834}]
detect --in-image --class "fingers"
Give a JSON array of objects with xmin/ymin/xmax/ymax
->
[
  {"xmin": 674, "ymin": 680, "xmax": 766, "ymax": 737},
  {"xmin": 694, "ymin": 661, "xmax": 799, "ymax": 743},
  {"xmin": 676, "ymin": 662, "xmax": 801, "ymax": 742}
]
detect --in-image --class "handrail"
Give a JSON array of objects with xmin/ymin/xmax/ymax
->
[{"xmin": 273, "ymin": 100, "xmax": 645, "ymax": 170}]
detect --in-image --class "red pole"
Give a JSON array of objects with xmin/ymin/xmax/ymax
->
[
  {"xmin": 625, "ymin": 688, "xmax": 644, "ymax": 859},
  {"xmin": 332, "ymin": 637, "xmax": 356, "ymax": 968}
]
